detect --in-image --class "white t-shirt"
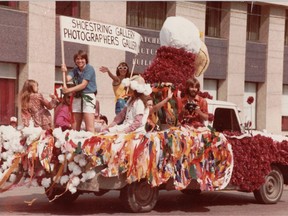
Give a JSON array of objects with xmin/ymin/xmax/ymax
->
[{"xmin": 109, "ymin": 98, "xmax": 149, "ymax": 133}]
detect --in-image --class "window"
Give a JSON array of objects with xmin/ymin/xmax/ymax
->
[
  {"xmin": 127, "ymin": 2, "xmax": 167, "ymax": 30},
  {"xmin": 244, "ymin": 82, "xmax": 257, "ymax": 129},
  {"xmin": 247, "ymin": 4, "xmax": 261, "ymax": 41},
  {"xmin": 204, "ymin": 79, "xmax": 218, "ymax": 100},
  {"xmin": 285, "ymin": 10, "xmax": 288, "ymax": 45},
  {"xmin": 56, "ymin": 1, "xmax": 80, "ymax": 18},
  {"xmin": 213, "ymin": 108, "xmax": 241, "ymax": 132},
  {"xmin": 282, "ymin": 117, "xmax": 288, "ymax": 131},
  {"xmin": 282, "ymin": 85, "xmax": 288, "ymax": 131},
  {"xmin": 0, "ymin": 63, "xmax": 17, "ymax": 125},
  {"xmin": 205, "ymin": 2, "xmax": 221, "ymax": 38},
  {"xmin": 0, "ymin": 79, "xmax": 17, "ymax": 125},
  {"xmin": 0, "ymin": 1, "xmax": 18, "ymax": 9}
]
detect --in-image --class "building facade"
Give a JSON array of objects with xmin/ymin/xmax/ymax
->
[{"xmin": 0, "ymin": 1, "xmax": 288, "ymax": 135}]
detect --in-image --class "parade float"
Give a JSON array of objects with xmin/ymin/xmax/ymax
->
[{"xmin": 1, "ymin": 16, "xmax": 288, "ymax": 213}]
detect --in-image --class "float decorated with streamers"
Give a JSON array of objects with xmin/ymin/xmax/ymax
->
[
  {"xmin": 0, "ymin": 124, "xmax": 233, "ymax": 194},
  {"xmin": 1, "ymin": 16, "xmax": 288, "ymax": 214}
]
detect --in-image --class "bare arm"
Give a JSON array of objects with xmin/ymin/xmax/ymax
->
[
  {"xmin": 195, "ymin": 99, "xmax": 209, "ymax": 121},
  {"xmin": 62, "ymin": 79, "xmax": 88, "ymax": 94},
  {"xmin": 99, "ymin": 66, "xmax": 120, "ymax": 85},
  {"xmin": 152, "ymin": 88, "xmax": 173, "ymax": 113}
]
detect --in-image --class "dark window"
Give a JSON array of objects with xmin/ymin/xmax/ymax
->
[
  {"xmin": 0, "ymin": 1, "xmax": 18, "ymax": 9},
  {"xmin": 247, "ymin": 4, "xmax": 261, "ymax": 41},
  {"xmin": 285, "ymin": 10, "xmax": 288, "ymax": 45},
  {"xmin": 205, "ymin": 2, "xmax": 221, "ymax": 38},
  {"xmin": 213, "ymin": 108, "xmax": 241, "ymax": 132},
  {"xmin": 282, "ymin": 116, "xmax": 288, "ymax": 131},
  {"xmin": 127, "ymin": 1, "xmax": 167, "ymax": 30},
  {"xmin": 0, "ymin": 79, "xmax": 16, "ymax": 125},
  {"xmin": 56, "ymin": 1, "xmax": 80, "ymax": 18}
]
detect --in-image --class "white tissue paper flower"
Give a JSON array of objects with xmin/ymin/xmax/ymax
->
[
  {"xmin": 60, "ymin": 175, "xmax": 69, "ymax": 185},
  {"xmin": 72, "ymin": 165, "xmax": 82, "ymax": 176},
  {"xmin": 81, "ymin": 170, "xmax": 96, "ymax": 182},
  {"xmin": 78, "ymin": 158, "xmax": 87, "ymax": 167},
  {"xmin": 71, "ymin": 176, "xmax": 80, "ymax": 187},
  {"xmin": 86, "ymin": 170, "xmax": 96, "ymax": 180},
  {"xmin": 66, "ymin": 153, "xmax": 72, "ymax": 161},
  {"xmin": 130, "ymin": 80, "xmax": 138, "ymax": 91},
  {"xmin": 58, "ymin": 154, "xmax": 65, "ymax": 163},
  {"xmin": 144, "ymin": 84, "xmax": 152, "ymax": 95},
  {"xmin": 41, "ymin": 178, "xmax": 51, "ymax": 188},
  {"xmin": 73, "ymin": 154, "xmax": 81, "ymax": 163},
  {"xmin": 68, "ymin": 161, "xmax": 76, "ymax": 171},
  {"xmin": 68, "ymin": 183, "xmax": 77, "ymax": 194},
  {"xmin": 121, "ymin": 78, "xmax": 130, "ymax": 87}
]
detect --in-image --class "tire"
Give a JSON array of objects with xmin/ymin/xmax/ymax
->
[
  {"xmin": 120, "ymin": 179, "xmax": 159, "ymax": 213},
  {"xmin": 45, "ymin": 187, "xmax": 80, "ymax": 204},
  {"xmin": 253, "ymin": 166, "xmax": 284, "ymax": 204},
  {"xmin": 181, "ymin": 189, "xmax": 201, "ymax": 196}
]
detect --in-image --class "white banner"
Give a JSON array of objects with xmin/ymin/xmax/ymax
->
[{"xmin": 60, "ymin": 16, "xmax": 142, "ymax": 54}]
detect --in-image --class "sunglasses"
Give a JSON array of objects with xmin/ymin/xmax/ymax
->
[{"xmin": 118, "ymin": 66, "xmax": 128, "ymax": 70}]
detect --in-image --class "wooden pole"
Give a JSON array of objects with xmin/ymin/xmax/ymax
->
[
  {"xmin": 126, "ymin": 55, "xmax": 137, "ymax": 94},
  {"xmin": 61, "ymin": 40, "xmax": 67, "ymax": 88},
  {"xmin": 130, "ymin": 56, "xmax": 137, "ymax": 78},
  {"xmin": 60, "ymin": 16, "xmax": 67, "ymax": 88}
]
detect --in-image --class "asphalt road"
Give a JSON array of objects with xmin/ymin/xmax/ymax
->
[{"xmin": 0, "ymin": 186, "xmax": 288, "ymax": 215}]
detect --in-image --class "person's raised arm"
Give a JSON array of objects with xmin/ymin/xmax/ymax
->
[
  {"xmin": 99, "ymin": 66, "xmax": 120, "ymax": 85},
  {"xmin": 152, "ymin": 87, "xmax": 173, "ymax": 113}
]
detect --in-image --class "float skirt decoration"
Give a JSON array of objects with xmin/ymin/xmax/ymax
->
[{"xmin": 0, "ymin": 125, "xmax": 233, "ymax": 195}]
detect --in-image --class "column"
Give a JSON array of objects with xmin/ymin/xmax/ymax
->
[
  {"xmin": 89, "ymin": 2, "xmax": 127, "ymax": 122},
  {"xmin": 257, "ymin": 6, "xmax": 285, "ymax": 133},
  {"xmin": 19, "ymin": 2, "xmax": 56, "ymax": 98},
  {"xmin": 219, "ymin": 2, "xmax": 247, "ymax": 116}
]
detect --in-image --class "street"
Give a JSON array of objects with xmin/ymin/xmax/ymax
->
[{"xmin": 0, "ymin": 186, "xmax": 288, "ymax": 215}]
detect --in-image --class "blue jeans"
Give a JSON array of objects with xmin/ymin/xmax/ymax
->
[{"xmin": 115, "ymin": 98, "xmax": 126, "ymax": 114}]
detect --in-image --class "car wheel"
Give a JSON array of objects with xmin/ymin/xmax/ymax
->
[
  {"xmin": 45, "ymin": 187, "xmax": 80, "ymax": 204},
  {"xmin": 120, "ymin": 179, "xmax": 158, "ymax": 213},
  {"xmin": 253, "ymin": 166, "xmax": 284, "ymax": 204}
]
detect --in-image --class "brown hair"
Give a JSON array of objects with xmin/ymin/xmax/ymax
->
[
  {"xmin": 62, "ymin": 93, "xmax": 72, "ymax": 106},
  {"xmin": 127, "ymin": 92, "xmax": 149, "ymax": 109},
  {"xmin": 73, "ymin": 50, "xmax": 88, "ymax": 64},
  {"xmin": 116, "ymin": 62, "xmax": 130, "ymax": 77},
  {"xmin": 185, "ymin": 77, "xmax": 200, "ymax": 95},
  {"xmin": 20, "ymin": 79, "xmax": 38, "ymax": 110}
]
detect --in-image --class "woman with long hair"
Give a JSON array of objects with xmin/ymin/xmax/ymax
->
[
  {"xmin": 103, "ymin": 75, "xmax": 152, "ymax": 133},
  {"xmin": 99, "ymin": 62, "xmax": 130, "ymax": 114}
]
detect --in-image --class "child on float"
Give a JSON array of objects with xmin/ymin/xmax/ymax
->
[
  {"xmin": 102, "ymin": 75, "xmax": 152, "ymax": 133},
  {"xmin": 20, "ymin": 79, "xmax": 58, "ymax": 130},
  {"xmin": 146, "ymin": 87, "xmax": 173, "ymax": 132},
  {"xmin": 54, "ymin": 92, "xmax": 73, "ymax": 131}
]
